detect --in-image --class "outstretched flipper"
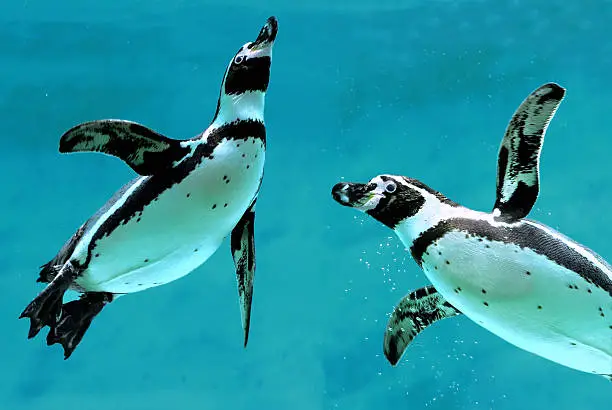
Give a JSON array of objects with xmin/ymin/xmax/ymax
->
[
  {"xmin": 20, "ymin": 262, "xmax": 79, "ymax": 339},
  {"xmin": 493, "ymin": 83, "xmax": 565, "ymax": 221},
  {"xmin": 47, "ymin": 292, "xmax": 113, "ymax": 359},
  {"xmin": 231, "ymin": 201, "xmax": 256, "ymax": 347},
  {"xmin": 59, "ymin": 119, "xmax": 191, "ymax": 176},
  {"xmin": 384, "ymin": 286, "xmax": 461, "ymax": 366}
]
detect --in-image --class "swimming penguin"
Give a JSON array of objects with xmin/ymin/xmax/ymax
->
[
  {"xmin": 20, "ymin": 16, "xmax": 278, "ymax": 359},
  {"xmin": 332, "ymin": 83, "xmax": 612, "ymax": 381}
]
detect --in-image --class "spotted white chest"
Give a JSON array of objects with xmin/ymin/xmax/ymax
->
[
  {"xmin": 399, "ymin": 228, "xmax": 612, "ymax": 376},
  {"xmin": 72, "ymin": 137, "xmax": 265, "ymax": 294}
]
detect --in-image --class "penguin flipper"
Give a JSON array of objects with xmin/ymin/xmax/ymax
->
[
  {"xmin": 493, "ymin": 83, "xmax": 565, "ymax": 221},
  {"xmin": 59, "ymin": 119, "xmax": 191, "ymax": 176},
  {"xmin": 46, "ymin": 292, "xmax": 113, "ymax": 359},
  {"xmin": 20, "ymin": 261, "xmax": 79, "ymax": 339},
  {"xmin": 384, "ymin": 285, "xmax": 461, "ymax": 366},
  {"xmin": 231, "ymin": 200, "xmax": 256, "ymax": 347}
]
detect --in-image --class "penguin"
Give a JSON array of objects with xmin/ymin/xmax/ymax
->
[
  {"xmin": 332, "ymin": 83, "xmax": 612, "ymax": 381},
  {"xmin": 19, "ymin": 16, "xmax": 278, "ymax": 359}
]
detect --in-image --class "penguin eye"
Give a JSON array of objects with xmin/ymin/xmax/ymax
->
[
  {"xmin": 385, "ymin": 182, "xmax": 397, "ymax": 193},
  {"xmin": 234, "ymin": 55, "xmax": 245, "ymax": 64}
]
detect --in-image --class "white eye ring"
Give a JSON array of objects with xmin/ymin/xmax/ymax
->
[
  {"xmin": 234, "ymin": 55, "xmax": 245, "ymax": 64},
  {"xmin": 385, "ymin": 182, "xmax": 397, "ymax": 193}
]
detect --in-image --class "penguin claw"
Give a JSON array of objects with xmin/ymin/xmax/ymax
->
[
  {"xmin": 46, "ymin": 326, "xmax": 80, "ymax": 360},
  {"xmin": 46, "ymin": 310, "xmax": 82, "ymax": 359},
  {"xmin": 19, "ymin": 288, "xmax": 65, "ymax": 338},
  {"xmin": 45, "ymin": 292, "xmax": 111, "ymax": 359},
  {"xmin": 25, "ymin": 317, "xmax": 45, "ymax": 339},
  {"xmin": 20, "ymin": 262, "xmax": 78, "ymax": 343}
]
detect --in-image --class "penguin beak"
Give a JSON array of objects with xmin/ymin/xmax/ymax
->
[
  {"xmin": 250, "ymin": 16, "xmax": 278, "ymax": 52},
  {"xmin": 332, "ymin": 182, "xmax": 376, "ymax": 209}
]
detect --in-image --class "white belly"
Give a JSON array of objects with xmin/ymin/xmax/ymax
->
[
  {"xmin": 418, "ymin": 232, "xmax": 612, "ymax": 376},
  {"xmin": 73, "ymin": 138, "xmax": 265, "ymax": 294}
]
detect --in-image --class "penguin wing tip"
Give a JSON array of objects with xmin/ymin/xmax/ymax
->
[
  {"xmin": 384, "ymin": 351, "xmax": 400, "ymax": 367},
  {"xmin": 243, "ymin": 329, "xmax": 250, "ymax": 348}
]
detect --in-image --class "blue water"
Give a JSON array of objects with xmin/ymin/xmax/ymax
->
[{"xmin": 1, "ymin": 1, "xmax": 611, "ymax": 409}]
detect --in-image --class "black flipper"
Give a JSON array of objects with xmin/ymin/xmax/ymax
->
[
  {"xmin": 231, "ymin": 201, "xmax": 256, "ymax": 347},
  {"xmin": 384, "ymin": 286, "xmax": 461, "ymax": 366},
  {"xmin": 59, "ymin": 119, "xmax": 191, "ymax": 176},
  {"xmin": 46, "ymin": 292, "xmax": 113, "ymax": 359},
  {"xmin": 20, "ymin": 262, "xmax": 79, "ymax": 339},
  {"xmin": 493, "ymin": 83, "xmax": 565, "ymax": 221}
]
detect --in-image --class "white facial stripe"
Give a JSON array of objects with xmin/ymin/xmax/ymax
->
[
  {"xmin": 236, "ymin": 42, "xmax": 273, "ymax": 60},
  {"xmin": 379, "ymin": 175, "xmax": 469, "ymax": 239},
  {"xmin": 248, "ymin": 44, "xmax": 273, "ymax": 58},
  {"xmin": 371, "ymin": 175, "xmax": 401, "ymax": 193},
  {"xmin": 391, "ymin": 176, "xmax": 432, "ymax": 200},
  {"xmin": 394, "ymin": 176, "xmax": 412, "ymax": 187},
  {"xmin": 402, "ymin": 185, "xmax": 450, "ymax": 237},
  {"xmin": 361, "ymin": 194, "xmax": 382, "ymax": 211},
  {"xmin": 357, "ymin": 176, "xmax": 388, "ymax": 208}
]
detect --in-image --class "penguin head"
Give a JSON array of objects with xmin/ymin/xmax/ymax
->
[
  {"xmin": 222, "ymin": 16, "xmax": 278, "ymax": 96},
  {"xmin": 332, "ymin": 175, "xmax": 445, "ymax": 229}
]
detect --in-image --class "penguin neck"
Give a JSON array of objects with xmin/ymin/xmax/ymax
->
[
  {"xmin": 212, "ymin": 91, "xmax": 265, "ymax": 127},
  {"xmin": 394, "ymin": 192, "xmax": 466, "ymax": 247}
]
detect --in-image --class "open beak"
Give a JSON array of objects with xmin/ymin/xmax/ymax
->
[{"xmin": 250, "ymin": 16, "xmax": 278, "ymax": 51}]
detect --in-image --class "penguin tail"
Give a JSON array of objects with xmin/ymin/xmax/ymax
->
[{"xmin": 46, "ymin": 292, "xmax": 113, "ymax": 359}]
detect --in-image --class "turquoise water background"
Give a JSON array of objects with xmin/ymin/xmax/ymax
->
[{"xmin": 2, "ymin": 1, "xmax": 612, "ymax": 409}]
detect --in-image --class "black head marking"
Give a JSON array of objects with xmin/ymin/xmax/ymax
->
[
  {"xmin": 223, "ymin": 17, "xmax": 277, "ymax": 96},
  {"xmin": 332, "ymin": 176, "xmax": 425, "ymax": 229},
  {"xmin": 332, "ymin": 175, "xmax": 458, "ymax": 229},
  {"xmin": 224, "ymin": 54, "xmax": 271, "ymax": 95},
  {"xmin": 210, "ymin": 17, "xmax": 277, "ymax": 119}
]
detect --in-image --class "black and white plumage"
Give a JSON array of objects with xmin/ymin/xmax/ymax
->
[
  {"xmin": 493, "ymin": 83, "xmax": 564, "ymax": 221},
  {"xmin": 332, "ymin": 83, "xmax": 612, "ymax": 380},
  {"xmin": 383, "ymin": 286, "xmax": 460, "ymax": 366},
  {"xmin": 20, "ymin": 16, "xmax": 278, "ymax": 359}
]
